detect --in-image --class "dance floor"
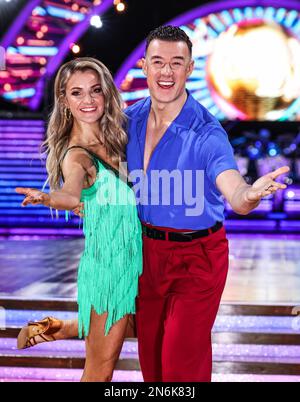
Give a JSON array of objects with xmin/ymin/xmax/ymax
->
[
  {"xmin": 0, "ymin": 233, "xmax": 300, "ymax": 382},
  {"xmin": 0, "ymin": 234, "xmax": 299, "ymax": 303}
]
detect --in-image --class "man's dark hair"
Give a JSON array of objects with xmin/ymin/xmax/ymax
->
[{"xmin": 146, "ymin": 26, "xmax": 193, "ymax": 56}]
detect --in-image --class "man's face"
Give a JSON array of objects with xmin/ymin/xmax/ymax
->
[{"xmin": 143, "ymin": 39, "xmax": 194, "ymax": 105}]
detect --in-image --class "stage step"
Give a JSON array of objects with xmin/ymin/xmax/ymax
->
[
  {"xmin": 0, "ymin": 298, "xmax": 298, "ymax": 315},
  {"xmin": 1, "ymin": 328, "xmax": 300, "ymax": 345},
  {"xmin": 0, "ymin": 338, "xmax": 300, "ymax": 375},
  {"xmin": 0, "ymin": 300, "xmax": 299, "ymax": 377}
]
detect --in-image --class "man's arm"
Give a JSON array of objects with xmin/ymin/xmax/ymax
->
[{"xmin": 216, "ymin": 167, "xmax": 290, "ymax": 215}]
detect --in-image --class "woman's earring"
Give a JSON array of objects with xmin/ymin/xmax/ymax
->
[{"xmin": 64, "ymin": 108, "xmax": 72, "ymax": 120}]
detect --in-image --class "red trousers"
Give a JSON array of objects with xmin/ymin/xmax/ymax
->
[{"xmin": 136, "ymin": 224, "xmax": 229, "ymax": 382}]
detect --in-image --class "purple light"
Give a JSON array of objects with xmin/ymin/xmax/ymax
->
[{"xmin": 0, "ymin": 368, "xmax": 300, "ymax": 382}]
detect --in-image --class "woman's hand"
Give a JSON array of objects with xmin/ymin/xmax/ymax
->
[
  {"xmin": 16, "ymin": 187, "xmax": 51, "ymax": 207},
  {"xmin": 73, "ymin": 202, "xmax": 85, "ymax": 218}
]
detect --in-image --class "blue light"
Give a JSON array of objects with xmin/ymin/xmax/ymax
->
[
  {"xmin": 233, "ymin": 8, "xmax": 244, "ymax": 22},
  {"xmin": 17, "ymin": 46, "xmax": 58, "ymax": 56},
  {"xmin": 216, "ymin": 111, "xmax": 226, "ymax": 120},
  {"xmin": 244, "ymin": 7, "xmax": 254, "ymax": 20},
  {"xmin": 181, "ymin": 26, "xmax": 196, "ymax": 39},
  {"xmin": 32, "ymin": 6, "xmax": 47, "ymax": 17},
  {"xmin": 248, "ymin": 147, "xmax": 260, "ymax": 158},
  {"xmin": 220, "ymin": 11, "xmax": 234, "ymax": 26},
  {"xmin": 293, "ymin": 20, "xmax": 300, "ymax": 33},
  {"xmin": 194, "ymin": 19, "xmax": 208, "ymax": 33},
  {"xmin": 121, "ymin": 89, "xmax": 150, "ymax": 102},
  {"xmin": 208, "ymin": 14, "xmax": 226, "ymax": 33},
  {"xmin": 3, "ymin": 88, "xmax": 36, "ymax": 100},
  {"xmin": 7, "ymin": 47, "xmax": 17, "ymax": 54},
  {"xmin": 269, "ymin": 149, "xmax": 277, "ymax": 157},
  {"xmin": 192, "ymin": 89, "xmax": 211, "ymax": 100},
  {"xmin": 127, "ymin": 69, "xmax": 145, "ymax": 79},
  {"xmin": 46, "ymin": 6, "xmax": 85, "ymax": 21},
  {"xmin": 284, "ymin": 10, "xmax": 298, "ymax": 28},
  {"xmin": 186, "ymin": 80, "xmax": 207, "ymax": 90},
  {"xmin": 194, "ymin": 59, "xmax": 207, "ymax": 69},
  {"xmin": 254, "ymin": 7, "xmax": 265, "ymax": 19},
  {"xmin": 191, "ymin": 70, "xmax": 207, "ymax": 79},
  {"xmin": 0, "ymin": 180, "xmax": 44, "ymax": 187},
  {"xmin": 201, "ymin": 98, "xmax": 215, "ymax": 108},
  {"xmin": 264, "ymin": 7, "xmax": 276, "ymax": 21},
  {"xmin": 275, "ymin": 8, "xmax": 287, "ymax": 24},
  {"xmin": 207, "ymin": 26, "xmax": 219, "ymax": 38},
  {"xmin": 208, "ymin": 105, "xmax": 220, "ymax": 116},
  {"xmin": 280, "ymin": 98, "xmax": 300, "ymax": 120}
]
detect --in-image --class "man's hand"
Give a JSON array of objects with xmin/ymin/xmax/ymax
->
[
  {"xmin": 16, "ymin": 187, "xmax": 51, "ymax": 207},
  {"xmin": 73, "ymin": 202, "xmax": 84, "ymax": 218},
  {"xmin": 217, "ymin": 166, "xmax": 290, "ymax": 215},
  {"xmin": 244, "ymin": 166, "xmax": 290, "ymax": 203}
]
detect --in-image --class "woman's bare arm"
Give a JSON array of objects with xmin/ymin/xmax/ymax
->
[{"xmin": 16, "ymin": 149, "xmax": 95, "ymax": 211}]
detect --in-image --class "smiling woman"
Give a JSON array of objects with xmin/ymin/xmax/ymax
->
[{"xmin": 15, "ymin": 57, "xmax": 143, "ymax": 383}]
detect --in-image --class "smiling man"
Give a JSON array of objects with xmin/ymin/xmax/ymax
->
[{"xmin": 126, "ymin": 26, "xmax": 289, "ymax": 382}]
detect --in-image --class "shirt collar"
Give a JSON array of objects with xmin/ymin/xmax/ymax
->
[{"xmin": 135, "ymin": 90, "xmax": 195, "ymax": 129}]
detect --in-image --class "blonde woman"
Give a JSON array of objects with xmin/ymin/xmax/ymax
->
[{"xmin": 16, "ymin": 58, "xmax": 142, "ymax": 382}]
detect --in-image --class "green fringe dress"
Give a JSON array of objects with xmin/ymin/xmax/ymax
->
[{"xmin": 65, "ymin": 146, "xmax": 143, "ymax": 337}]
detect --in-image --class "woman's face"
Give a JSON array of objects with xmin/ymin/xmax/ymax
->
[{"xmin": 64, "ymin": 69, "xmax": 105, "ymax": 124}]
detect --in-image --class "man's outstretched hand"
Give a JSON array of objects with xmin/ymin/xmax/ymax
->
[{"xmin": 244, "ymin": 166, "xmax": 290, "ymax": 203}]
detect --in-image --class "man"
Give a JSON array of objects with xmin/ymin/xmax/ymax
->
[{"xmin": 125, "ymin": 26, "xmax": 288, "ymax": 382}]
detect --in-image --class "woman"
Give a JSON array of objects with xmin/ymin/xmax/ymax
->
[{"xmin": 16, "ymin": 57, "xmax": 143, "ymax": 382}]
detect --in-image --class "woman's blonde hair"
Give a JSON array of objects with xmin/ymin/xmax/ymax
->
[{"xmin": 43, "ymin": 57, "xmax": 127, "ymax": 190}]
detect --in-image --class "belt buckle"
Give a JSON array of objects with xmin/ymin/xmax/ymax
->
[{"xmin": 181, "ymin": 233, "xmax": 193, "ymax": 241}]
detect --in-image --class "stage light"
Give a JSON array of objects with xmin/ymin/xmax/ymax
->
[
  {"xmin": 90, "ymin": 15, "xmax": 103, "ymax": 29},
  {"xmin": 41, "ymin": 25, "xmax": 49, "ymax": 34},
  {"xmin": 4, "ymin": 83, "xmax": 11, "ymax": 92},
  {"xmin": 247, "ymin": 145, "xmax": 260, "ymax": 159},
  {"xmin": 72, "ymin": 3, "xmax": 79, "ymax": 12},
  {"xmin": 287, "ymin": 191, "xmax": 296, "ymax": 199},
  {"xmin": 71, "ymin": 44, "xmax": 80, "ymax": 54},
  {"xmin": 16, "ymin": 37, "xmax": 25, "ymax": 46},
  {"xmin": 116, "ymin": 2, "xmax": 126, "ymax": 13}
]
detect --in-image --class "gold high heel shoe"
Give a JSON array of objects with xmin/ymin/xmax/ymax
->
[{"xmin": 17, "ymin": 317, "xmax": 63, "ymax": 350}]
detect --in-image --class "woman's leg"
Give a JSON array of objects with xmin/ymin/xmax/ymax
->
[
  {"xmin": 81, "ymin": 310, "xmax": 129, "ymax": 382},
  {"xmin": 18, "ymin": 314, "xmax": 136, "ymax": 350}
]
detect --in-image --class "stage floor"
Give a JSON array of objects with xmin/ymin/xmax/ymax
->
[{"xmin": 0, "ymin": 233, "xmax": 299, "ymax": 304}]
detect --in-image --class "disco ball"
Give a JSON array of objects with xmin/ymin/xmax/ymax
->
[{"xmin": 207, "ymin": 21, "xmax": 300, "ymax": 120}]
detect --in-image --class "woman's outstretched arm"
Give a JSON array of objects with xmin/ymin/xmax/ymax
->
[{"xmin": 16, "ymin": 149, "xmax": 95, "ymax": 211}]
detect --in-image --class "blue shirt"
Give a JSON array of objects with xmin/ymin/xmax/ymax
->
[{"xmin": 125, "ymin": 93, "xmax": 239, "ymax": 230}]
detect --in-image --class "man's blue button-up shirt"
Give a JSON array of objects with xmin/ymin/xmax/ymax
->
[{"xmin": 125, "ymin": 93, "xmax": 239, "ymax": 230}]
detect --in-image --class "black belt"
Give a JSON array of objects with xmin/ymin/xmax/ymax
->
[{"xmin": 142, "ymin": 222, "xmax": 223, "ymax": 242}]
